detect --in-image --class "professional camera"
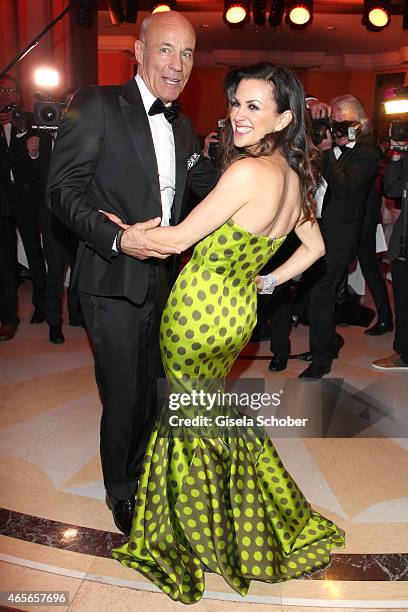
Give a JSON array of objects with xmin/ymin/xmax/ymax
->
[
  {"xmin": 208, "ymin": 118, "xmax": 226, "ymax": 165},
  {"xmin": 33, "ymin": 100, "xmax": 65, "ymax": 131},
  {"xmin": 390, "ymin": 121, "xmax": 408, "ymax": 142},
  {"xmin": 311, "ymin": 117, "xmax": 332, "ymax": 145},
  {"xmin": 311, "ymin": 117, "xmax": 361, "ymax": 145},
  {"xmin": 384, "ymin": 86, "xmax": 408, "ymax": 146},
  {"xmin": 0, "ymin": 103, "xmax": 26, "ymax": 126}
]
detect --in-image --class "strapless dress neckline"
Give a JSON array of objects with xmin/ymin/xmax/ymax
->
[{"xmin": 229, "ymin": 218, "xmax": 286, "ymax": 242}]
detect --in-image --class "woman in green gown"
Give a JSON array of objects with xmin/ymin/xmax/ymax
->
[{"xmin": 111, "ymin": 63, "xmax": 345, "ymax": 603}]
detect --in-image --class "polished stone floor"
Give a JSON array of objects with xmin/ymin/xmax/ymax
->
[{"xmin": 0, "ymin": 282, "xmax": 407, "ymax": 611}]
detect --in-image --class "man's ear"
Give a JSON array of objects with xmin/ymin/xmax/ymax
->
[
  {"xmin": 134, "ymin": 40, "xmax": 144, "ymax": 64},
  {"xmin": 275, "ymin": 109, "xmax": 293, "ymax": 132}
]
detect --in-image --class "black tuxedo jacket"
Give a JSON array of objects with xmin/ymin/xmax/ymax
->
[
  {"xmin": 0, "ymin": 117, "xmax": 38, "ymax": 218},
  {"xmin": 383, "ymin": 156, "xmax": 408, "ymax": 261},
  {"xmin": 46, "ymin": 78, "xmax": 217, "ymax": 304},
  {"xmin": 320, "ymin": 134, "xmax": 381, "ymax": 265}
]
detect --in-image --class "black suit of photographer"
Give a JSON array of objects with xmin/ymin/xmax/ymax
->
[
  {"xmin": 383, "ymin": 155, "xmax": 408, "ymax": 363},
  {"xmin": 358, "ymin": 180, "xmax": 393, "ymax": 325},
  {"xmin": 0, "ymin": 119, "xmax": 46, "ymax": 325},
  {"xmin": 305, "ymin": 134, "xmax": 381, "ymax": 368},
  {"xmin": 31, "ymin": 132, "xmax": 81, "ymax": 328}
]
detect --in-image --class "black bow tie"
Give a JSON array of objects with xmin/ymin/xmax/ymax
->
[
  {"xmin": 148, "ymin": 99, "xmax": 179, "ymax": 123},
  {"xmin": 339, "ymin": 145, "xmax": 348, "ymax": 154}
]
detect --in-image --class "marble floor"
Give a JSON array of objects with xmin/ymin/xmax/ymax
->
[{"xmin": 0, "ymin": 283, "xmax": 407, "ymax": 611}]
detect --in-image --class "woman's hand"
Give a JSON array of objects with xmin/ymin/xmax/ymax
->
[
  {"xmin": 255, "ymin": 275, "xmax": 264, "ymax": 292},
  {"xmin": 99, "ymin": 210, "xmax": 129, "ymax": 229}
]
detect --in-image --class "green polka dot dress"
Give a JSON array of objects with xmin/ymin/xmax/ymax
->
[{"xmin": 112, "ymin": 219, "xmax": 345, "ymax": 603}]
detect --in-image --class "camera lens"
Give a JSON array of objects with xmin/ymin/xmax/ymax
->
[{"xmin": 40, "ymin": 104, "xmax": 57, "ymax": 123}]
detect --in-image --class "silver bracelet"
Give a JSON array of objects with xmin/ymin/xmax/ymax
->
[{"xmin": 258, "ymin": 274, "xmax": 277, "ymax": 295}]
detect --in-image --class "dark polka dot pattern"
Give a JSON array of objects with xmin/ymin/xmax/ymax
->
[{"xmin": 112, "ymin": 220, "xmax": 345, "ymax": 603}]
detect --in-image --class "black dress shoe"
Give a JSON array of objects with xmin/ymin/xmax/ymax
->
[
  {"xmin": 364, "ymin": 321, "xmax": 394, "ymax": 336},
  {"xmin": 106, "ymin": 492, "xmax": 136, "ymax": 536},
  {"xmin": 298, "ymin": 362, "xmax": 331, "ymax": 381},
  {"xmin": 30, "ymin": 308, "xmax": 46, "ymax": 324},
  {"xmin": 268, "ymin": 355, "xmax": 288, "ymax": 372},
  {"xmin": 49, "ymin": 326, "xmax": 65, "ymax": 344},
  {"xmin": 0, "ymin": 322, "xmax": 18, "ymax": 341}
]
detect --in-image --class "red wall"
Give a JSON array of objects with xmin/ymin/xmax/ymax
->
[
  {"xmin": 305, "ymin": 70, "xmax": 352, "ymax": 105},
  {"xmin": 179, "ymin": 66, "xmax": 229, "ymax": 136},
  {"xmin": 98, "ymin": 52, "xmax": 134, "ymax": 85}
]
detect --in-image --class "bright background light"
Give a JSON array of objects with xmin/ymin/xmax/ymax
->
[
  {"xmin": 225, "ymin": 5, "xmax": 247, "ymax": 24},
  {"xmin": 289, "ymin": 6, "xmax": 311, "ymax": 25},
  {"xmin": 34, "ymin": 68, "xmax": 59, "ymax": 89},
  {"xmin": 152, "ymin": 3, "xmax": 171, "ymax": 13},
  {"xmin": 384, "ymin": 99, "xmax": 408, "ymax": 115},
  {"xmin": 368, "ymin": 7, "xmax": 389, "ymax": 27}
]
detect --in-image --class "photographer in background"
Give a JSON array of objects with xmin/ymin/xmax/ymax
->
[
  {"xmin": 373, "ymin": 133, "xmax": 408, "ymax": 371},
  {"xmin": 30, "ymin": 90, "xmax": 83, "ymax": 344},
  {"xmin": 0, "ymin": 74, "xmax": 46, "ymax": 341},
  {"xmin": 299, "ymin": 94, "xmax": 381, "ymax": 380}
]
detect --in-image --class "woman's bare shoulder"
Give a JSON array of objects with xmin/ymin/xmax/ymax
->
[{"xmin": 223, "ymin": 155, "xmax": 286, "ymax": 184}]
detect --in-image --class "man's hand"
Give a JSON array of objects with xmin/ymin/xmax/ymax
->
[
  {"xmin": 27, "ymin": 135, "xmax": 40, "ymax": 158},
  {"xmin": 99, "ymin": 211, "xmax": 180, "ymax": 259},
  {"xmin": 0, "ymin": 110, "xmax": 12, "ymax": 125},
  {"xmin": 120, "ymin": 217, "xmax": 181, "ymax": 260},
  {"xmin": 307, "ymin": 99, "xmax": 331, "ymax": 119},
  {"xmin": 317, "ymin": 129, "xmax": 333, "ymax": 152},
  {"xmin": 389, "ymin": 136, "xmax": 408, "ymax": 160},
  {"xmin": 203, "ymin": 132, "xmax": 218, "ymax": 158}
]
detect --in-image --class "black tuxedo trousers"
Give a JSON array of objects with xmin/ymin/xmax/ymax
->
[
  {"xmin": 41, "ymin": 203, "xmax": 81, "ymax": 327},
  {"xmin": 0, "ymin": 214, "xmax": 19, "ymax": 324},
  {"xmin": 392, "ymin": 257, "xmax": 408, "ymax": 363},
  {"xmin": 0, "ymin": 183, "xmax": 46, "ymax": 322},
  {"xmin": 80, "ymin": 260, "xmax": 172, "ymax": 500},
  {"xmin": 304, "ymin": 251, "xmax": 346, "ymax": 367}
]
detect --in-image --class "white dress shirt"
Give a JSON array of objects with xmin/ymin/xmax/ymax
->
[
  {"xmin": 135, "ymin": 73, "xmax": 176, "ymax": 227},
  {"xmin": 2, "ymin": 122, "xmax": 28, "ymax": 181},
  {"xmin": 315, "ymin": 141, "xmax": 356, "ymax": 218}
]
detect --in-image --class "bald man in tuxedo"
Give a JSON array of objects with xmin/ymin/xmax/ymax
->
[{"xmin": 47, "ymin": 12, "xmax": 217, "ymax": 534}]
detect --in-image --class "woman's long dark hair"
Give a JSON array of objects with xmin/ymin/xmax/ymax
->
[{"xmin": 220, "ymin": 62, "xmax": 318, "ymax": 223}]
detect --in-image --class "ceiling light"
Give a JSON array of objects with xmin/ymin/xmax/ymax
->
[
  {"xmin": 286, "ymin": 0, "xmax": 313, "ymax": 28},
  {"xmin": 369, "ymin": 7, "xmax": 389, "ymax": 26},
  {"xmin": 151, "ymin": 1, "xmax": 176, "ymax": 13},
  {"xmin": 363, "ymin": 0, "xmax": 390, "ymax": 31},
  {"xmin": 224, "ymin": 1, "xmax": 249, "ymax": 26}
]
